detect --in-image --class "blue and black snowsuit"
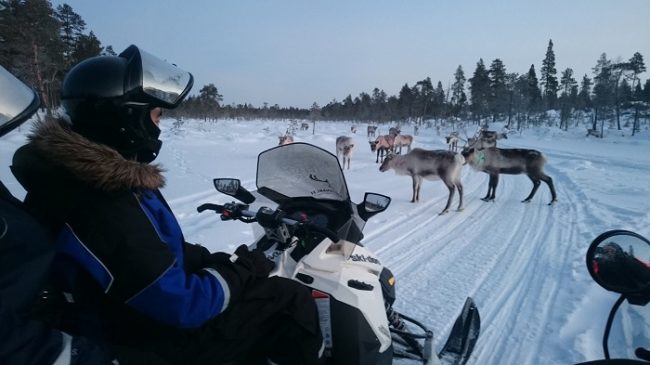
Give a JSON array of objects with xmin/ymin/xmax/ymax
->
[{"xmin": 11, "ymin": 119, "xmax": 323, "ymax": 365}]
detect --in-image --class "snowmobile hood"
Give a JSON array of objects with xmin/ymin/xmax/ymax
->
[{"xmin": 12, "ymin": 118, "xmax": 165, "ymax": 193}]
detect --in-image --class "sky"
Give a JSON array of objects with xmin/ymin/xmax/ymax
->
[
  {"xmin": 50, "ymin": 1, "xmax": 650, "ymax": 108},
  {"xmin": 3, "ymin": 114, "xmax": 650, "ymax": 364}
]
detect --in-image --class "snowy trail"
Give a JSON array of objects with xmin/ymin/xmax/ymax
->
[{"xmin": 360, "ymin": 135, "xmax": 647, "ymax": 364}]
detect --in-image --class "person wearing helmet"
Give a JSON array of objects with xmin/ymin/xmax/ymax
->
[
  {"xmin": 11, "ymin": 45, "xmax": 324, "ymax": 365},
  {"xmin": 0, "ymin": 66, "xmax": 117, "ymax": 365}
]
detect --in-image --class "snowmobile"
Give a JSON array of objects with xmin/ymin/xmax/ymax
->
[
  {"xmin": 197, "ymin": 142, "xmax": 480, "ymax": 365},
  {"xmin": 576, "ymin": 229, "xmax": 650, "ymax": 365}
]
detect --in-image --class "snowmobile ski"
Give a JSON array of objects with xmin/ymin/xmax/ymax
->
[{"xmin": 437, "ymin": 297, "xmax": 480, "ymax": 365}]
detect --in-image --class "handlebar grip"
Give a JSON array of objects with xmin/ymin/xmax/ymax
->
[{"xmin": 197, "ymin": 203, "xmax": 225, "ymax": 213}]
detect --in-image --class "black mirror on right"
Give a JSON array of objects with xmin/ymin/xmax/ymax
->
[
  {"xmin": 586, "ymin": 230, "xmax": 650, "ymax": 306},
  {"xmin": 577, "ymin": 230, "xmax": 650, "ymax": 364},
  {"xmin": 213, "ymin": 178, "xmax": 256, "ymax": 204}
]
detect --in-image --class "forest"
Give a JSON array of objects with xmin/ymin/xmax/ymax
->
[{"xmin": 1, "ymin": 0, "xmax": 649, "ymax": 135}]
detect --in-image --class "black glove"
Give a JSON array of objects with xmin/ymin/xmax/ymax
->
[
  {"xmin": 183, "ymin": 242, "xmax": 212, "ymax": 272},
  {"xmin": 201, "ymin": 245, "xmax": 274, "ymax": 306},
  {"xmin": 204, "ymin": 245, "xmax": 274, "ymax": 279},
  {"xmin": 232, "ymin": 244, "xmax": 275, "ymax": 279}
]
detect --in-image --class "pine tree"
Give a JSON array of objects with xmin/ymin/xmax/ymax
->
[
  {"xmin": 357, "ymin": 92, "xmax": 372, "ymax": 120},
  {"xmin": 592, "ymin": 53, "xmax": 614, "ymax": 133},
  {"xmin": 488, "ymin": 58, "xmax": 508, "ymax": 122},
  {"xmin": 504, "ymin": 72, "xmax": 520, "ymax": 128},
  {"xmin": 4, "ymin": 0, "xmax": 64, "ymax": 111},
  {"xmin": 71, "ymin": 31, "xmax": 102, "ymax": 64},
  {"xmin": 540, "ymin": 39, "xmax": 559, "ymax": 110},
  {"xmin": 619, "ymin": 79, "xmax": 632, "ymax": 104},
  {"xmin": 627, "ymin": 52, "xmax": 646, "ymax": 135},
  {"xmin": 526, "ymin": 64, "xmax": 542, "ymax": 112},
  {"xmin": 450, "ymin": 65, "xmax": 467, "ymax": 118},
  {"xmin": 469, "ymin": 59, "xmax": 490, "ymax": 123},
  {"xmin": 198, "ymin": 83, "xmax": 222, "ymax": 120},
  {"xmin": 577, "ymin": 75, "xmax": 592, "ymax": 111},
  {"xmin": 414, "ymin": 78, "xmax": 434, "ymax": 120},
  {"xmin": 628, "ymin": 52, "xmax": 646, "ymax": 96},
  {"xmin": 432, "ymin": 81, "xmax": 445, "ymax": 120},
  {"xmin": 55, "ymin": 3, "xmax": 86, "ymax": 69},
  {"xmin": 559, "ymin": 68, "xmax": 577, "ymax": 130},
  {"xmin": 643, "ymin": 79, "xmax": 650, "ymax": 103},
  {"xmin": 371, "ymin": 88, "xmax": 387, "ymax": 122},
  {"xmin": 102, "ymin": 45, "xmax": 116, "ymax": 56},
  {"xmin": 397, "ymin": 83, "xmax": 414, "ymax": 120}
]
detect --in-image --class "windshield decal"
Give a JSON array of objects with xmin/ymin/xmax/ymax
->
[{"xmin": 309, "ymin": 174, "xmax": 329, "ymax": 183}]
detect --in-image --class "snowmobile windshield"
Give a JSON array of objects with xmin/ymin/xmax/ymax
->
[{"xmin": 256, "ymin": 143, "xmax": 350, "ymax": 204}]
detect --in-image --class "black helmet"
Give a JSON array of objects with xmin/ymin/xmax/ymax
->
[
  {"xmin": 0, "ymin": 66, "xmax": 40, "ymax": 137},
  {"xmin": 62, "ymin": 45, "xmax": 193, "ymax": 162}
]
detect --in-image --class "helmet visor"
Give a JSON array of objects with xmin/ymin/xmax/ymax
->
[
  {"xmin": 0, "ymin": 66, "xmax": 40, "ymax": 137},
  {"xmin": 139, "ymin": 48, "xmax": 193, "ymax": 107}
]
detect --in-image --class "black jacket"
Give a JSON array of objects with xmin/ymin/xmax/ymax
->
[
  {"xmin": 11, "ymin": 120, "xmax": 242, "ymax": 342},
  {"xmin": 0, "ymin": 181, "xmax": 62, "ymax": 365}
]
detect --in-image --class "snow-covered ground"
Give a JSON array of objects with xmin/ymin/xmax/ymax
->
[{"xmin": 2, "ymin": 117, "xmax": 649, "ymax": 364}]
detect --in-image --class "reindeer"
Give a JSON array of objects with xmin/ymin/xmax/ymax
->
[
  {"xmin": 367, "ymin": 125, "xmax": 377, "ymax": 138},
  {"xmin": 369, "ymin": 135, "xmax": 394, "ymax": 163},
  {"xmin": 446, "ymin": 133, "xmax": 459, "ymax": 152},
  {"xmin": 479, "ymin": 130, "xmax": 507, "ymax": 143},
  {"xmin": 586, "ymin": 129, "xmax": 601, "ymax": 138},
  {"xmin": 278, "ymin": 134, "xmax": 294, "ymax": 145},
  {"xmin": 336, "ymin": 136, "xmax": 354, "ymax": 170},
  {"xmin": 300, "ymin": 122, "xmax": 309, "ymax": 131},
  {"xmin": 379, "ymin": 148, "xmax": 465, "ymax": 215},
  {"xmin": 462, "ymin": 128, "xmax": 506, "ymax": 151},
  {"xmin": 461, "ymin": 144, "xmax": 557, "ymax": 205},
  {"xmin": 389, "ymin": 127, "xmax": 401, "ymax": 136},
  {"xmin": 350, "ymin": 125, "xmax": 357, "ymax": 134},
  {"xmin": 393, "ymin": 134, "xmax": 414, "ymax": 154},
  {"xmin": 413, "ymin": 125, "xmax": 419, "ymax": 136}
]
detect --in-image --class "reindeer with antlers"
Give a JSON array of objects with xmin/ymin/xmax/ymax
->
[{"xmin": 461, "ymin": 139, "xmax": 557, "ymax": 205}]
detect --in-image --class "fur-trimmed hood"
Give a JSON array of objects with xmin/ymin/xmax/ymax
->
[{"xmin": 15, "ymin": 118, "xmax": 165, "ymax": 192}]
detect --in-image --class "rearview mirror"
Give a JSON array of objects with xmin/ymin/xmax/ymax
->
[
  {"xmin": 364, "ymin": 193, "xmax": 391, "ymax": 213},
  {"xmin": 213, "ymin": 178, "xmax": 256, "ymax": 204},
  {"xmin": 586, "ymin": 230, "xmax": 650, "ymax": 305},
  {"xmin": 357, "ymin": 192, "xmax": 391, "ymax": 221}
]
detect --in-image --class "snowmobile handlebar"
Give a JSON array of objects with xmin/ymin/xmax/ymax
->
[
  {"xmin": 196, "ymin": 203, "xmax": 225, "ymax": 213},
  {"xmin": 197, "ymin": 203, "xmax": 340, "ymax": 243}
]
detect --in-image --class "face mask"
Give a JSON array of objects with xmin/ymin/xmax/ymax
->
[
  {"xmin": 136, "ymin": 112, "xmax": 163, "ymax": 163},
  {"xmin": 114, "ymin": 106, "xmax": 163, "ymax": 163}
]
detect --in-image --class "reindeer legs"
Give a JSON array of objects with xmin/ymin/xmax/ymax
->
[
  {"xmin": 411, "ymin": 175, "xmax": 422, "ymax": 203},
  {"xmin": 456, "ymin": 182, "xmax": 464, "ymax": 211},
  {"xmin": 523, "ymin": 174, "xmax": 557, "ymax": 205},
  {"xmin": 482, "ymin": 173, "xmax": 498, "ymax": 202},
  {"xmin": 542, "ymin": 174, "xmax": 558, "ymax": 205},
  {"xmin": 440, "ymin": 181, "xmax": 456, "ymax": 215},
  {"xmin": 522, "ymin": 176, "xmax": 541, "ymax": 203}
]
